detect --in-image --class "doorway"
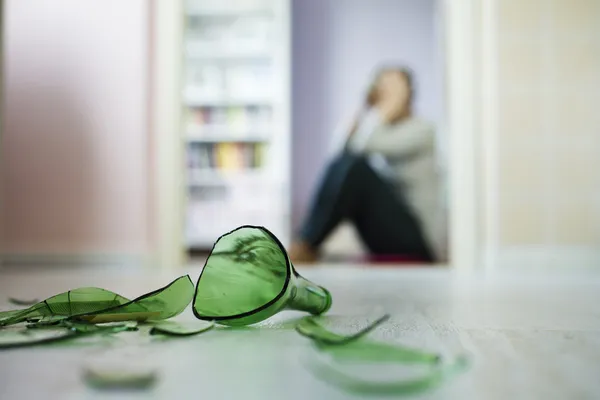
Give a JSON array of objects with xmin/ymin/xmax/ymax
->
[{"xmin": 150, "ymin": 0, "xmax": 482, "ymax": 270}]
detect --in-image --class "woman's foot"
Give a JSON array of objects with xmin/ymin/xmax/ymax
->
[{"xmin": 288, "ymin": 241, "xmax": 319, "ymax": 264}]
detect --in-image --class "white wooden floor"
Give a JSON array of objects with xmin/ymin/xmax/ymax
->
[{"xmin": 1, "ymin": 265, "xmax": 600, "ymax": 400}]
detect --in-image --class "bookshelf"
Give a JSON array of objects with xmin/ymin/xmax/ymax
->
[{"xmin": 182, "ymin": 0, "xmax": 291, "ymax": 249}]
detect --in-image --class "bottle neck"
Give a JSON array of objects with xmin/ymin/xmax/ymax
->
[{"xmin": 286, "ymin": 274, "xmax": 332, "ymax": 315}]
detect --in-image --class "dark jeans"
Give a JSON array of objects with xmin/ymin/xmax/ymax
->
[{"xmin": 299, "ymin": 152, "xmax": 434, "ymax": 261}]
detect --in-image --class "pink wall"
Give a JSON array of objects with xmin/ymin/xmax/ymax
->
[{"xmin": 2, "ymin": 0, "xmax": 150, "ymax": 254}]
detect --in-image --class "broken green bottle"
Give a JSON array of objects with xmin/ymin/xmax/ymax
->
[{"xmin": 192, "ymin": 225, "xmax": 332, "ymax": 326}]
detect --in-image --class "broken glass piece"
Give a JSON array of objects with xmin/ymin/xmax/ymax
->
[
  {"xmin": 95, "ymin": 321, "xmax": 139, "ymax": 332},
  {"xmin": 305, "ymin": 354, "xmax": 469, "ymax": 396},
  {"xmin": 0, "ymin": 327, "xmax": 81, "ymax": 349},
  {"xmin": 148, "ymin": 320, "xmax": 215, "ymax": 337},
  {"xmin": 193, "ymin": 225, "xmax": 331, "ymax": 326},
  {"xmin": 83, "ymin": 367, "xmax": 157, "ymax": 390},
  {"xmin": 296, "ymin": 314, "xmax": 468, "ymax": 395},
  {"xmin": 315, "ymin": 339, "xmax": 441, "ymax": 365},
  {"xmin": 296, "ymin": 314, "xmax": 390, "ymax": 345},
  {"xmin": 0, "ymin": 276, "xmax": 194, "ymax": 328},
  {"xmin": 74, "ymin": 275, "xmax": 194, "ymax": 323},
  {"xmin": 0, "ymin": 288, "xmax": 132, "ymax": 327},
  {"xmin": 0, "ymin": 310, "xmax": 24, "ymax": 323},
  {"xmin": 63, "ymin": 320, "xmax": 138, "ymax": 334},
  {"xmin": 25, "ymin": 318, "xmax": 63, "ymax": 329},
  {"xmin": 8, "ymin": 298, "xmax": 40, "ymax": 306},
  {"xmin": 0, "ymin": 321, "xmax": 140, "ymax": 350}
]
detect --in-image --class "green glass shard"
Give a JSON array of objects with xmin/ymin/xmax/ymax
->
[
  {"xmin": 63, "ymin": 321, "xmax": 138, "ymax": 334},
  {"xmin": 305, "ymin": 354, "xmax": 469, "ymax": 396},
  {"xmin": 193, "ymin": 225, "xmax": 331, "ymax": 326},
  {"xmin": 194, "ymin": 226, "xmax": 288, "ymax": 317},
  {"xmin": 8, "ymin": 298, "xmax": 39, "ymax": 306},
  {"xmin": 296, "ymin": 315, "xmax": 468, "ymax": 395},
  {"xmin": 297, "ymin": 315, "xmax": 440, "ymax": 364},
  {"xmin": 0, "ymin": 288, "xmax": 132, "ymax": 327},
  {"xmin": 96, "ymin": 321, "xmax": 139, "ymax": 332},
  {"xmin": 296, "ymin": 314, "xmax": 390, "ymax": 345},
  {"xmin": 0, "ymin": 310, "xmax": 22, "ymax": 323},
  {"xmin": 315, "ymin": 340, "xmax": 441, "ymax": 365},
  {"xmin": 25, "ymin": 318, "xmax": 63, "ymax": 329},
  {"xmin": 148, "ymin": 320, "xmax": 215, "ymax": 337},
  {"xmin": 0, "ymin": 275, "xmax": 194, "ymax": 327},
  {"xmin": 0, "ymin": 327, "xmax": 81, "ymax": 349},
  {"xmin": 74, "ymin": 275, "xmax": 194, "ymax": 323},
  {"xmin": 0, "ymin": 320, "xmax": 141, "ymax": 350},
  {"xmin": 84, "ymin": 367, "xmax": 157, "ymax": 390}
]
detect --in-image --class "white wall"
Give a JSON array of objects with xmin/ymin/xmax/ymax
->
[
  {"xmin": 1, "ymin": 0, "xmax": 150, "ymax": 256},
  {"xmin": 291, "ymin": 0, "xmax": 441, "ymax": 230}
]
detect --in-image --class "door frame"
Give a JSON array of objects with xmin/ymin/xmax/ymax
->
[
  {"xmin": 150, "ymin": 0, "xmax": 487, "ymax": 271},
  {"xmin": 150, "ymin": 0, "xmax": 186, "ymax": 271},
  {"xmin": 444, "ymin": 0, "xmax": 486, "ymax": 271}
]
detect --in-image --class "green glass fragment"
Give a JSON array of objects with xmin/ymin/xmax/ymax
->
[
  {"xmin": 305, "ymin": 354, "xmax": 469, "ymax": 396},
  {"xmin": 193, "ymin": 226, "xmax": 332, "ymax": 326},
  {"xmin": 0, "ymin": 310, "xmax": 25, "ymax": 323},
  {"xmin": 148, "ymin": 320, "xmax": 215, "ymax": 337},
  {"xmin": 296, "ymin": 314, "xmax": 468, "ymax": 395},
  {"xmin": 25, "ymin": 318, "xmax": 63, "ymax": 329},
  {"xmin": 0, "ymin": 276, "xmax": 194, "ymax": 328},
  {"xmin": 0, "ymin": 327, "xmax": 81, "ymax": 349},
  {"xmin": 315, "ymin": 340, "xmax": 441, "ymax": 365},
  {"xmin": 297, "ymin": 315, "xmax": 440, "ymax": 364},
  {"xmin": 8, "ymin": 298, "xmax": 39, "ymax": 306},
  {"xmin": 296, "ymin": 314, "xmax": 390, "ymax": 345},
  {"xmin": 0, "ymin": 288, "xmax": 132, "ymax": 327},
  {"xmin": 63, "ymin": 320, "xmax": 138, "ymax": 334},
  {"xmin": 84, "ymin": 367, "xmax": 157, "ymax": 390},
  {"xmin": 0, "ymin": 320, "xmax": 141, "ymax": 350},
  {"xmin": 74, "ymin": 275, "xmax": 194, "ymax": 323}
]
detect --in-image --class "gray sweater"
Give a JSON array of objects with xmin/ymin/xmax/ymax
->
[{"xmin": 347, "ymin": 110, "xmax": 446, "ymax": 259}]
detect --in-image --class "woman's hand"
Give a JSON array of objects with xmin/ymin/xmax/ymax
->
[
  {"xmin": 377, "ymin": 95, "xmax": 405, "ymax": 124},
  {"xmin": 373, "ymin": 71, "xmax": 411, "ymax": 124},
  {"xmin": 347, "ymin": 114, "xmax": 361, "ymax": 139}
]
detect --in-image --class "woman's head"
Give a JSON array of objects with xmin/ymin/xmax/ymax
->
[{"xmin": 366, "ymin": 66, "xmax": 415, "ymax": 114}]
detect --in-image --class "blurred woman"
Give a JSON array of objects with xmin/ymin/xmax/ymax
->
[{"xmin": 289, "ymin": 66, "xmax": 444, "ymax": 264}]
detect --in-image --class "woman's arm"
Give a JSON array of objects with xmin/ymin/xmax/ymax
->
[
  {"xmin": 344, "ymin": 109, "xmax": 379, "ymax": 150},
  {"xmin": 347, "ymin": 110, "xmax": 436, "ymax": 158},
  {"xmin": 363, "ymin": 117, "xmax": 436, "ymax": 158}
]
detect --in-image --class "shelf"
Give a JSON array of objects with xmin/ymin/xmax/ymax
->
[
  {"xmin": 184, "ymin": 95, "xmax": 274, "ymax": 107},
  {"xmin": 186, "ymin": 135, "xmax": 270, "ymax": 143},
  {"xmin": 187, "ymin": 169, "xmax": 269, "ymax": 186},
  {"xmin": 186, "ymin": 127, "xmax": 271, "ymax": 142},
  {"xmin": 181, "ymin": 0, "xmax": 290, "ymax": 251},
  {"xmin": 184, "ymin": 48, "xmax": 273, "ymax": 61},
  {"xmin": 185, "ymin": 7, "xmax": 272, "ymax": 18}
]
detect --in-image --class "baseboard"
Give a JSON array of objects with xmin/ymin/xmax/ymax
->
[
  {"xmin": 0, "ymin": 252, "xmax": 151, "ymax": 270},
  {"xmin": 495, "ymin": 245, "xmax": 600, "ymax": 269}
]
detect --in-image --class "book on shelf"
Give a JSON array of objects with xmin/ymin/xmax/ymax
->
[
  {"xmin": 187, "ymin": 142, "xmax": 267, "ymax": 172},
  {"xmin": 226, "ymin": 107, "xmax": 248, "ymax": 130},
  {"xmin": 185, "ymin": 105, "xmax": 272, "ymax": 138},
  {"xmin": 216, "ymin": 143, "xmax": 240, "ymax": 170}
]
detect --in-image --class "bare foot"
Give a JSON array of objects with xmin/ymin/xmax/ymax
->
[{"xmin": 288, "ymin": 241, "xmax": 319, "ymax": 265}]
